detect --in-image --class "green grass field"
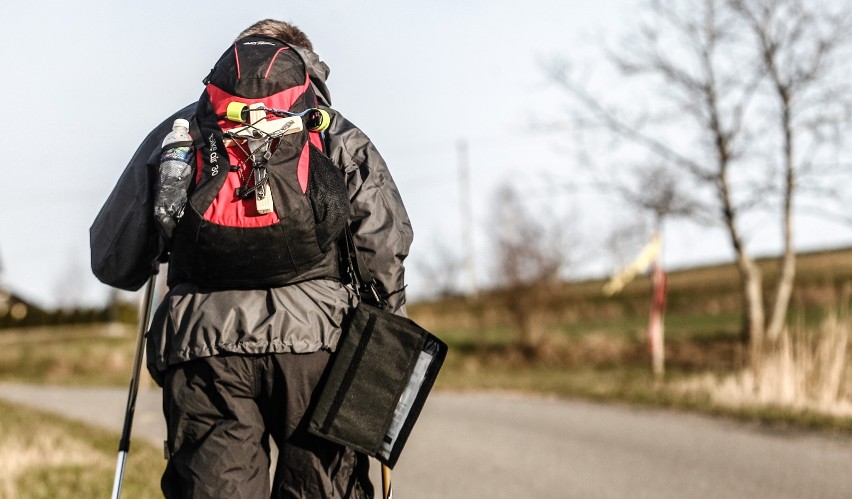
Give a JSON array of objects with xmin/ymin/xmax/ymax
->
[
  {"xmin": 408, "ymin": 247, "xmax": 852, "ymax": 430},
  {"xmin": 0, "ymin": 324, "xmax": 152, "ymax": 387}
]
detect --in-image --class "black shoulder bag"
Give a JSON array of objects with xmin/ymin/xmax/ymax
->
[{"xmin": 308, "ymin": 227, "xmax": 448, "ymax": 468}]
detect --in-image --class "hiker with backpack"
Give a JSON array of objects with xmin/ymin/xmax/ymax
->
[{"xmin": 91, "ymin": 20, "xmax": 413, "ymax": 498}]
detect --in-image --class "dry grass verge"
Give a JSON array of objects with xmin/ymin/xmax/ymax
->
[
  {"xmin": 0, "ymin": 400, "xmax": 163, "ymax": 498},
  {"xmin": 675, "ymin": 313, "xmax": 852, "ymax": 418}
]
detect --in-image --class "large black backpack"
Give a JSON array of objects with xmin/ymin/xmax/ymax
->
[{"xmin": 168, "ymin": 37, "xmax": 349, "ymax": 289}]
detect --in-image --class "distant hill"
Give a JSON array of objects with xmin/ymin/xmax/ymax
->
[{"xmin": 409, "ymin": 246, "xmax": 852, "ymax": 332}]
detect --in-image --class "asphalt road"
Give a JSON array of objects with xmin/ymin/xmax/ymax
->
[{"xmin": 0, "ymin": 383, "xmax": 850, "ymax": 498}]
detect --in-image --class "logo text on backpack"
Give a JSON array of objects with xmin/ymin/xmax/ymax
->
[{"xmin": 209, "ymin": 133, "xmax": 219, "ymax": 176}]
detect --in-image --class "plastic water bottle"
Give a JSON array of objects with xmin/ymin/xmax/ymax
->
[{"xmin": 154, "ymin": 118, "xmax": 194, "ymax": 239}]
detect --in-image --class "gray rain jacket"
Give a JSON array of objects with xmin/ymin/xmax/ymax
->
[{"xmin": 90, "ymin": 45, "xmax": 413, "ymax": 384}]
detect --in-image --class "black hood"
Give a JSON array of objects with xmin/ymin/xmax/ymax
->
[{"xmin": 291, "ymin": 44, "xmax": 332, "ymax": 107}]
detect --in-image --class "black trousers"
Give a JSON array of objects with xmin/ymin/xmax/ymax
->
[{"xmin": 161, "ymin": 351, "xmax": 373, "ymax": 499}]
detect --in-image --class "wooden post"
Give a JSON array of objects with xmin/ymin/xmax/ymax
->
[
  {"xmin": 648, "ymin": 260, "xmax": 667, "ymax": 378},
  {"xmin": 382, "ymin": 464, "xmax": 393, "ymax": 499}
]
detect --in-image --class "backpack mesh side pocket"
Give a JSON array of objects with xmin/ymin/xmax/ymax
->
[{"xmin": 307, "ymin": 145, "xmax": 349, "ymax": 252}]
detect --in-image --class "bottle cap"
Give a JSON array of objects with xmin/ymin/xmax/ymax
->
[{"xmin": 173, "ymin": 118, "xmax": 190, "ymax": 130}]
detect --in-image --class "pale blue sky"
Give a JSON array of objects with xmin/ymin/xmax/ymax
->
[{"xmin": 2, "ymin": 1, "xmax": 850, "ymax": 308}]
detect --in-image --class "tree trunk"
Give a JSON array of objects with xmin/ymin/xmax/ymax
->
[
  {"xmin": 740, "ymin": 256, "xmax": 766, "ymax": 368},
  {"xmin": 766, "ymin": 92, "xmax": 796, "ymax": 344},
  {"xmin": 767, "ymin": 227, "xmax": 795, "ymax": 344},
  {"xmin": 719, "ymin": 168, "xmax": 766, "ymax": 366}
]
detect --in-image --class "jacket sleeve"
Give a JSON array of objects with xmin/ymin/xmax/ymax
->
[
  {"xmin": 89, "ymin": 104, "xmax": 195, "ymax": 291},
  {"xmin": 324, "ymin": 110, "xmax": 414, "ymax": 316}
]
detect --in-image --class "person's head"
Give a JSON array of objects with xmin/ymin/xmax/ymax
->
[{"xmin": 235, "ymin": 19, "xmax": 313, "ymax": 51}]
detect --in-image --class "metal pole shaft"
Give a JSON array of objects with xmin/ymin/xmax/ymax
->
[{"xmin": 111, "ymin": 273, "xmax": 157, "ymax": 499}]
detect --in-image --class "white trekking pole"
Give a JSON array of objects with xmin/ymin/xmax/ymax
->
[{"xmin": 111, "ymin": 273, "xmax": 157, "ymax": 499}]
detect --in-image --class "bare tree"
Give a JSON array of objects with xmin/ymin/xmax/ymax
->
[
  {"xmin": 730, "ymin": 0, "xmax": 852, "ymax": 342},
  {"xmin": 491, "ymin": 182, "xmax": 575, "ymax": 352},
  {"xmin": 606, "ymin": 165, "xmax": 695, "ymax": 377},
  {"xmin": 548, "ymin": 0, "xmax": 852, "ymax": 366},
  {"xmin": 414, "ymin": 240, "xmax": 465, "ymax": 299},
  {"xmin": 54, "ymin": 249, "xmax": 89, "ymax": 310}
]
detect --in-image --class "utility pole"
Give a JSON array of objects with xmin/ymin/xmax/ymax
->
[
  {"xmin": 648, "ymin": 224, "xmax": 667, "ymax": 379},
  {"xmin": 457, "ymin": 139, "xmax": 477, "ymax": 296}
]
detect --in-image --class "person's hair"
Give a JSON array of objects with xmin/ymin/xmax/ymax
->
[{"xmin": 236, "ymin": 19, "xmax": 313, "ymax": 51}]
